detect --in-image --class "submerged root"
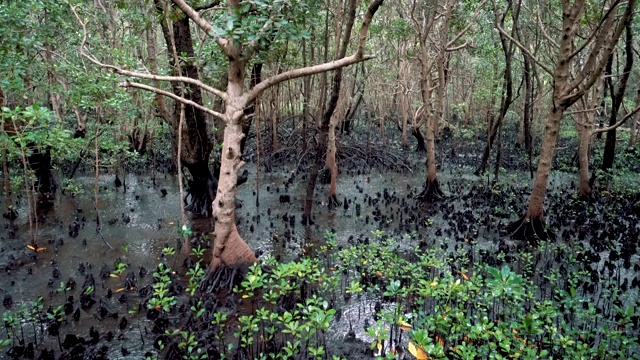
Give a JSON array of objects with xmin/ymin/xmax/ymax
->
[
  {"xmin": 507, "ymin": 214, "xmax": 556, "ymax": 244},
  {"xmin": 416, "ymin": 179, "xmax": 445, "ymax": 202}
]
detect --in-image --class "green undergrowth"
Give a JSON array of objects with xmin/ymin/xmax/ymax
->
[
  {"xmin": 143, "ymin": 230, "xmax": 640, "ymax": 360},
  {"xmin": 3, "ymin": 230, "xmax": 637, "ymax": 359}
]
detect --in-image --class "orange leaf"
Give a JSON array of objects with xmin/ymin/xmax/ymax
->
[{"xmin": 408, "ymin": 341, "xmax": 428, "ymax": 360}]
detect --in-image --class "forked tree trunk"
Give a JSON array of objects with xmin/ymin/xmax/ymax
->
[
  {"xmin": 100, "ymin": 0, "xmax": 385, "ymax": 270},
  {"xmin": 506, "ymin": 0, "xmax": 634, "ymax": 242}
]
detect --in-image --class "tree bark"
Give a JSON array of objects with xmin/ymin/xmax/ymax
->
[
  {"xmin": 631, "ymin": 89, "xmax": 640, "ymax": 147},
  {"xmin": 304, "ymin": 0, "xmax": 358, "ymax": 221},
  {"xmin": 477, "ymin": 0, "xmax": 517, "ymax": 175},
  {"xmin": 155, "ymin": 1, "xmax": 214, "ymax": 216},
  {"xmin": 601, "ymin": 19, "xmax": 633, "ymax": 172},
  {"xmin": 507, "ymin": 0, "xmax": 635, "ymax": 242}
]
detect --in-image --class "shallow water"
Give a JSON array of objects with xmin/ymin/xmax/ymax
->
[{"xmin": 1, "ymin": 159, "xmax": 638, "ymax": 358}]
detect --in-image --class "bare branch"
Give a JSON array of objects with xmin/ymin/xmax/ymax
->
[
  {"xmin": 564, "ymin": 0, "xmax": 635, "ymax": 102},
  {"xmin": 247, "ymin": 54, "xmax": 374, "ymax": 104},
  {"xmin": 246, "ymin": 0, "xmax": 384, "ymax": 104},
  {"xmin": 566, "ymin": 0, "xmax": 623, "ymax": 61},
  {"xmin": 70, "ymin": 4, "xmax": 227, "ymax": 102},
  {"xmin": 120, "ymin": 81, "xmax": 224, "ymax": 121},
  {"xmin": 171, "ymin": 0, "xmax": 229, "ymax": 50},
  {"xmin": 536, "ymin": 2, "xmax": 559, "ymax": 49},
  {"xmin": 446, "ymin": 0, "xmax": 487, "ymax": 50},
  {"xmin": 446, "ymin": 40, "xmax": 469, "ymax": 52},
  {"xmin": 495, "ymin": 22, "xmax": 554, "ymax": 75},
  {"xmin": 194, "ymin": 0, "xmax": 221, "ymax": 11},
  {"xmin": 593, "ymin": 103, "xmax": 640, "ymax": 134}
]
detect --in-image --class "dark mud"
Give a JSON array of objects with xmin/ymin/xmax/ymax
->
[{"xmin": 1, "ymin": 127, "xmax": 639, "ymax": 358}]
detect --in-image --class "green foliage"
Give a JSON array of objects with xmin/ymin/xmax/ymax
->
[{"xmin": 163, "ymin": 232, "xmax": 639, "ymax": 359}]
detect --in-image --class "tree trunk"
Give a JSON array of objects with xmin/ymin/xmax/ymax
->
[
  {"xmin": 326, "ymin": 84, "xmax": 348, "ymax": 208},
  {"xmin": 521, "ymin": 46, "xmax": 533, "ymax": 178},
  {"xmin": 577, "ymin": 122, "xmax": 592, "ymax": 198},
  {"xmin": 155, "ymin": 2, "xmax": 214, "ymax": 216},
  {"xmin": 510, "ymin": 107, "xmax": 565, "ymax": 240},
  {"xmin": 506, "ymin": 0, "xmax": 635, "ymax": 242},
  {"xmin": 304, "ymin": 0, "xmax": 358, "ymax": 222},
  {"xmin": 631, "ymin": 88, "xmax": 639, "ymax": 147},
  {"xmin": 602, "ymin": 20, "xmax": 633, "ymax": 172},
  {"xmin": 575, "ymin": 75, "xmax": 604, "ymax": 199},
  {"xmin": 477, "ymin": 0, "xmax": 517, "ymax": 175},
  {"xmin": 210, "ymin": 58, "xmax": 256, "ymax": 269}
]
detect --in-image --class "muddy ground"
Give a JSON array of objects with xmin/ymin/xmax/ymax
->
[{"xmin": 1, "ymin": 127, "xmax": 639, "ymax": 359}]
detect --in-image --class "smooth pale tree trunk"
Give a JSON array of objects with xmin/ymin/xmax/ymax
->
[
  {"xmin": 211, "ymin": 58, "xmax": 257, "ymax": 269},
  {"xmin": 79, "ymin": 0, "xmax": 384, "ymax": 269}
]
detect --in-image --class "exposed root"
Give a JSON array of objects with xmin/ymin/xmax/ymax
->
[
  {"xmin": 416, "ymin": 179, "xmax": 445, "ymax": 202},
  {"xmin": 201, "ymin": 264, "xmax": 245, "ymax": 295},
  {"xmin": 243, "ymin": 127, "xmax": 413, "ymax": 172},
  {"xmin": 327, "ymin": 193, "xmax": 341, "ymax": 209},
  {"xmin": 507, "ymin": 214, "xmax": 556, "ymax": 244}
]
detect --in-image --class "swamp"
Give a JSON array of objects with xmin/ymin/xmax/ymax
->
[{"xmin": 1, "ymin": 0, "xmax": 640, "ymax": 359}]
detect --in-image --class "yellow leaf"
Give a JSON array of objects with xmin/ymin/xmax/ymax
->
[
  {"xmin": 397, "ymin": 318, "xmax": 412, "ymax": 331},
  {"xmin": 27, "ymin": 245, "xmax": 36, "ymax": 251},
  {"xmin": 377, "ymin": 342, "xmax": 382, "ymax": 352},
  {"xmin": 408, "ymin": 341, "xmax": 428, "ymax": 360},
  {"xmin": 429, "ymin": 281, "xmax": 438, "ymax": 287},
  {"xmin": 115, "ymin": 288, "xmax": 126, "ymax": 293},
  {"xmin": 36, "ymin": 247, "xmax": 46, "ymax": 252},
  {"xmin": 109, "ymin": 274, "xmax": 119, "ymax": 278}
]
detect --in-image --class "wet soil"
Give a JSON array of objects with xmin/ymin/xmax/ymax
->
[{"xmin": 1, "ymin": 130, "xmax": 639, "ymax": 359}]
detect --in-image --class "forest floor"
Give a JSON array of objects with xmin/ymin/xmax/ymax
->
[{"xmin": 1, "ymin": 127, "xmax": 639, "ymax": 359}]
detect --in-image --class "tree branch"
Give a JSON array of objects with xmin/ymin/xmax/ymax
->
[
  {"xmin": 563, "ymin": 0, "xmax": 635, "ymax": 103},
  {"xmin": 194, "ymin": 0, "xmax": 221, "ymax": 11},
  {"xmin": 446, "ymin": 0, "xmax": 487, "ymax": 49},
  {"xmin": 494, "ymin": 22, "xmax": 553, "ymax": 75},
  {"xmin": 120, "ymin": 81, "xmax": 224, "ymax": 121},
  {"xmin": 246, "ymin": 0, "xmax": 384, "ymax": 104},
  {"xmin": 171, "ymin": 0, "xmax": 228, "ymax": 49},
  {"xmin": 70, "ymin": 4, "xmax": 227, "ymax": 102},
  {"xmin": 593, "ymin": 103, "xmax": 640, "ymax": 134},
  {"xmin": 535, "ymin": 2, "xmax": 559, "ymax": 49}
]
